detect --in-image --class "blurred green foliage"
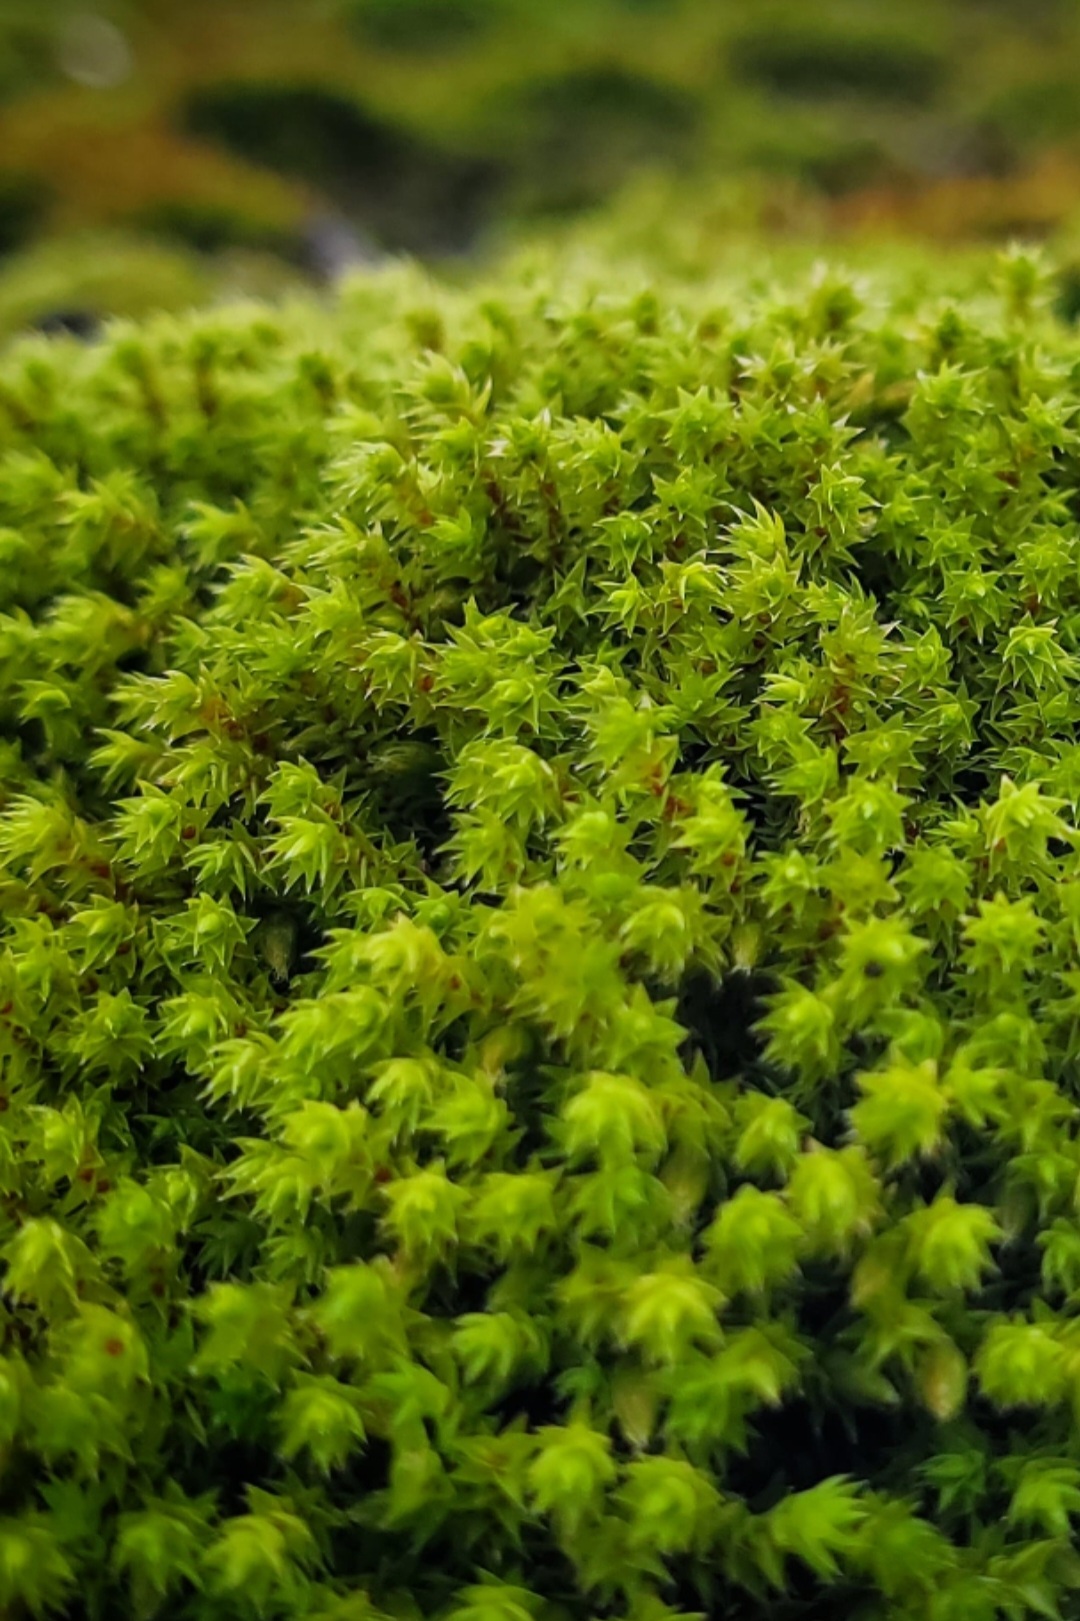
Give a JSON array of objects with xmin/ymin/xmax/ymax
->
[
  {"xmin": 730, "ymin": 21, "xmax": 947, "ymax": 105},
  {"xmin": 0, "ymin": 231, "xmax": 305, "ymax": 343},
  {"xmin": 347, "ymin": 0, "xmax": 499, "ymax": 51},
  {"xmin": 1, "ymin": 0, "xmax": 1080, "ymax": 334}
]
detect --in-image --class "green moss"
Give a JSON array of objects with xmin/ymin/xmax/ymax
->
[
  {"xmin": 503, "ymin": 69, "xmax": 701, "ymax": 214},
  {"xmin": 0, "ymin": 172, "xmax": 50, "ymax": 257},
  {"xmin": 3, "ymin": 241, "xmax": 1080, "ymax": 1618},
  {"xmin": 0, "ymin": 232, "xmax": 308, "ymax": 346},
  {"xmin": 0, "ymin": 14, "xmax": 55, "ymax": 104},
  {"xmin": 346, "ymin": 0, "xmax": 501, "ymax": 52},
  {"xmin": 0, "ymin": 232, "xmax": 212, "ymax": 341},
  {"xmin": 182, "ymin": 81, "xmax": 504, "ymax": 253},
  {"xmin": 980, "ymin": 77, "xmax": 1080, "ymax": 159},
  {"xmin": 133, "ymin": 201, "xmax": 304, "ymax": 263},
  {"xmin": 730, "ymin": 21, "xmax": 948, "ymax": 105},
  {"xmin": 749, "ymin": 128, "xmax": 896, "ymax": 198}
]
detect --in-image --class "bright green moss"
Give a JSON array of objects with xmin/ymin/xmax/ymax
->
[{"xmin": 4, "ymin": 244, "xmax": 1080, "ymax": 1619}]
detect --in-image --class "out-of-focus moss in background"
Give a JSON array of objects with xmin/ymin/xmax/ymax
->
[{"xmin": 5, "ymin": 0, "xmax": 1080, "ymax": 333}]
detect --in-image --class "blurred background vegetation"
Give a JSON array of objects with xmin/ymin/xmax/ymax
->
[{"xmin": 5, "ymin": 0, "xmax": 1080, "ymax": 334}]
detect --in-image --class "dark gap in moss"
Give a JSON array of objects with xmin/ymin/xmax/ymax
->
[{"xmin": 676, "ymin": 968, "xmax": 772, "ymax": 1085}]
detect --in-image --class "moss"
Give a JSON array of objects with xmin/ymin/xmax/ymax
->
[
  {"xmin": 500, "ymin": 68, "xmax": 701, "ymax": 214},
  {"xmin": 132, "ymin": 201, "xmax": 305, "ymax": 263},
  {"xmin": 0, "ymin": 171, "xmax": 50, "ymax": 256},
  {"xmin": 2, "ymin": 238, "xmax": 1080, "ymax": 1618},
  {"xmin": 730, "ymin": 22, "xmax": 948, "ymax": 105},
  {"xmin": 0, "ymin": 231, "xmax": 211, "ymax": 341},
  {"xmin": 346, "ymin": 0, "xmax": 500, "ymax": 52},
  {"xmin": 750, "ymin": 129, "xmax": 897, "ymax": 199},
  {"xmin": 182, "ymin": 81, "xmax": 504, "ymax": 253},
  {"xmin": 0, "ymin": 231, "xmax": 307, "ymax": 345}
]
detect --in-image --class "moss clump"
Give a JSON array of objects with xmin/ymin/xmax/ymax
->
[
  {"xmin": 181, "ymin": 82, "xmax": 503, "ymax": 255},
  {"xmin": 4, "ymin": 244, "xmax": 1080, "ymax": 1618},
  {"xmin": 346, "ymin": 0, "xmax": 500, "ymax": 52},
  {"xmin": 730, "ymin": 22, "xmax": 948, "ymax": 106},
  {"xmin": 0, "ymin": 172, "xmax": 49, "ymax": 258},
  {"xmin": 0, "ymin": 232, "xmax": 306, "ymax": 346},
  {"xmin": 497, "ymin": 69, "xmax": 701, "ymax": 216}
]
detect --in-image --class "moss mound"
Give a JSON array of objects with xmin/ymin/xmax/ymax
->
[{"xmin": 3, "ymin": 247, "xmax": 1080, "ymax": 1619}]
